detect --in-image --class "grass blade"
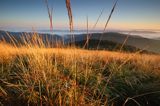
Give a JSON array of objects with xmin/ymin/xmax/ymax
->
[
  {"xmin": 83, "ymin": 8, "xmax": 104, "ymax": 48},
  {"xmin": 103, "ymin": 0, "xmax": 118, "ymax": 32},
  {"xmin": 97, "ymin": 0, "xmax": 118, "ymax": 49},
  {"xmin": 66, "ymin": 0, "xmax": 73, "ymax": 32},
  {"xmin": 44, "ymin": 0, "xmax": 53, "ymax": 32}
]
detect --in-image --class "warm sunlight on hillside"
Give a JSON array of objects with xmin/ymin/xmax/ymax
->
[{"xmin": 1, "ymin": 42, "xmax": 160, "ymax": 105}]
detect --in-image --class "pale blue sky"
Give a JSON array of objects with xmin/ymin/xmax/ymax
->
[{"xmin": 0, "ymin": 0, "xmax": 160, "ymax": 32}]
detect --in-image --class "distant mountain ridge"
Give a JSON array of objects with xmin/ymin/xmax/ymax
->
[
  {"xmin": 65, "ymin": 32, "xmax": 160, "ymax": 53},
  {"xmin": 0, "ymin": 30, "xmax": 160, "ymax": 53},
  {"xmin": 0, "ymin": 30, "xmax": 62, "ymax": 46}
]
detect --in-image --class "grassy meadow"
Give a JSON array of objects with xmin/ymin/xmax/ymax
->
[
  {"xmin": 0, "ymin": 36, "xmax": 160, "ymax": 106},
  {"xmin": 0, "ymin": 0, "xmax": 160, "ymax": 106}
]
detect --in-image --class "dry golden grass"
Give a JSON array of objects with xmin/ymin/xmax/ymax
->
[
  {"xmin": 0, "ymin": 41, "xmax": 160, "ymax": 105},
  {"xmin": 1, "ymin": 42, "xmax": 159, "ymax": 68}
]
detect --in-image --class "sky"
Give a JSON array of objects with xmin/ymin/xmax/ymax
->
[{"xmin": 0, "ymin": 0, "xmax": 160, "ymax": 36}]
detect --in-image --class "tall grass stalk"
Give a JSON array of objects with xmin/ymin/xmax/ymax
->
[
  {"xmin": 83, "ymin": 15, "xmax": 89, "ymax": 48},
  {"xmin": 65, "ymin": 0, "xmax": 76, "ymax": 46},
  {"xmin": 66, "ymin": 0, "xmax": 73, "ymax": 32},
  {"xmin": 83, "ymin": 8, "xmax": 104, "ymax": 48},
  {"xmin": 97, "ymin": 0, "xmax": 118, "ymax": 49},
  {"xmin": 45, "ymin": 0, "xmax": 53, "ymax": 32}
]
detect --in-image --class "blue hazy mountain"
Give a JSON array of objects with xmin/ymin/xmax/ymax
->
[{"xmin": 0, "ymin": 30, "xmax": 159, "ymax": 53}]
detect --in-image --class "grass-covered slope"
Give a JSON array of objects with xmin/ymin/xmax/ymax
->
[
  {"xmin": 0, "ymin": 42, "xmax": 160, "ymax": 106},
  {"xmin": 72, "ymin": 39, "xmax": 151, "ymax": 53}
]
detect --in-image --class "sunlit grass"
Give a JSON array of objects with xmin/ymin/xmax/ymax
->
[{"xmin": 0, "ymin": 37, "xmax": 160, "ymax": 105}]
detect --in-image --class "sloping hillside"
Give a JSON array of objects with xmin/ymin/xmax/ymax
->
[
  {"xmin": 0, "ymin": 42, "xmax": 160, "ymax": 106},
  {"xmin": 66, "ymin": 32, "xmax": 160, "ymax": 53},
  {"xmin": 72, "ymin": 39, "xmax": 151, "ymax": 53}
]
